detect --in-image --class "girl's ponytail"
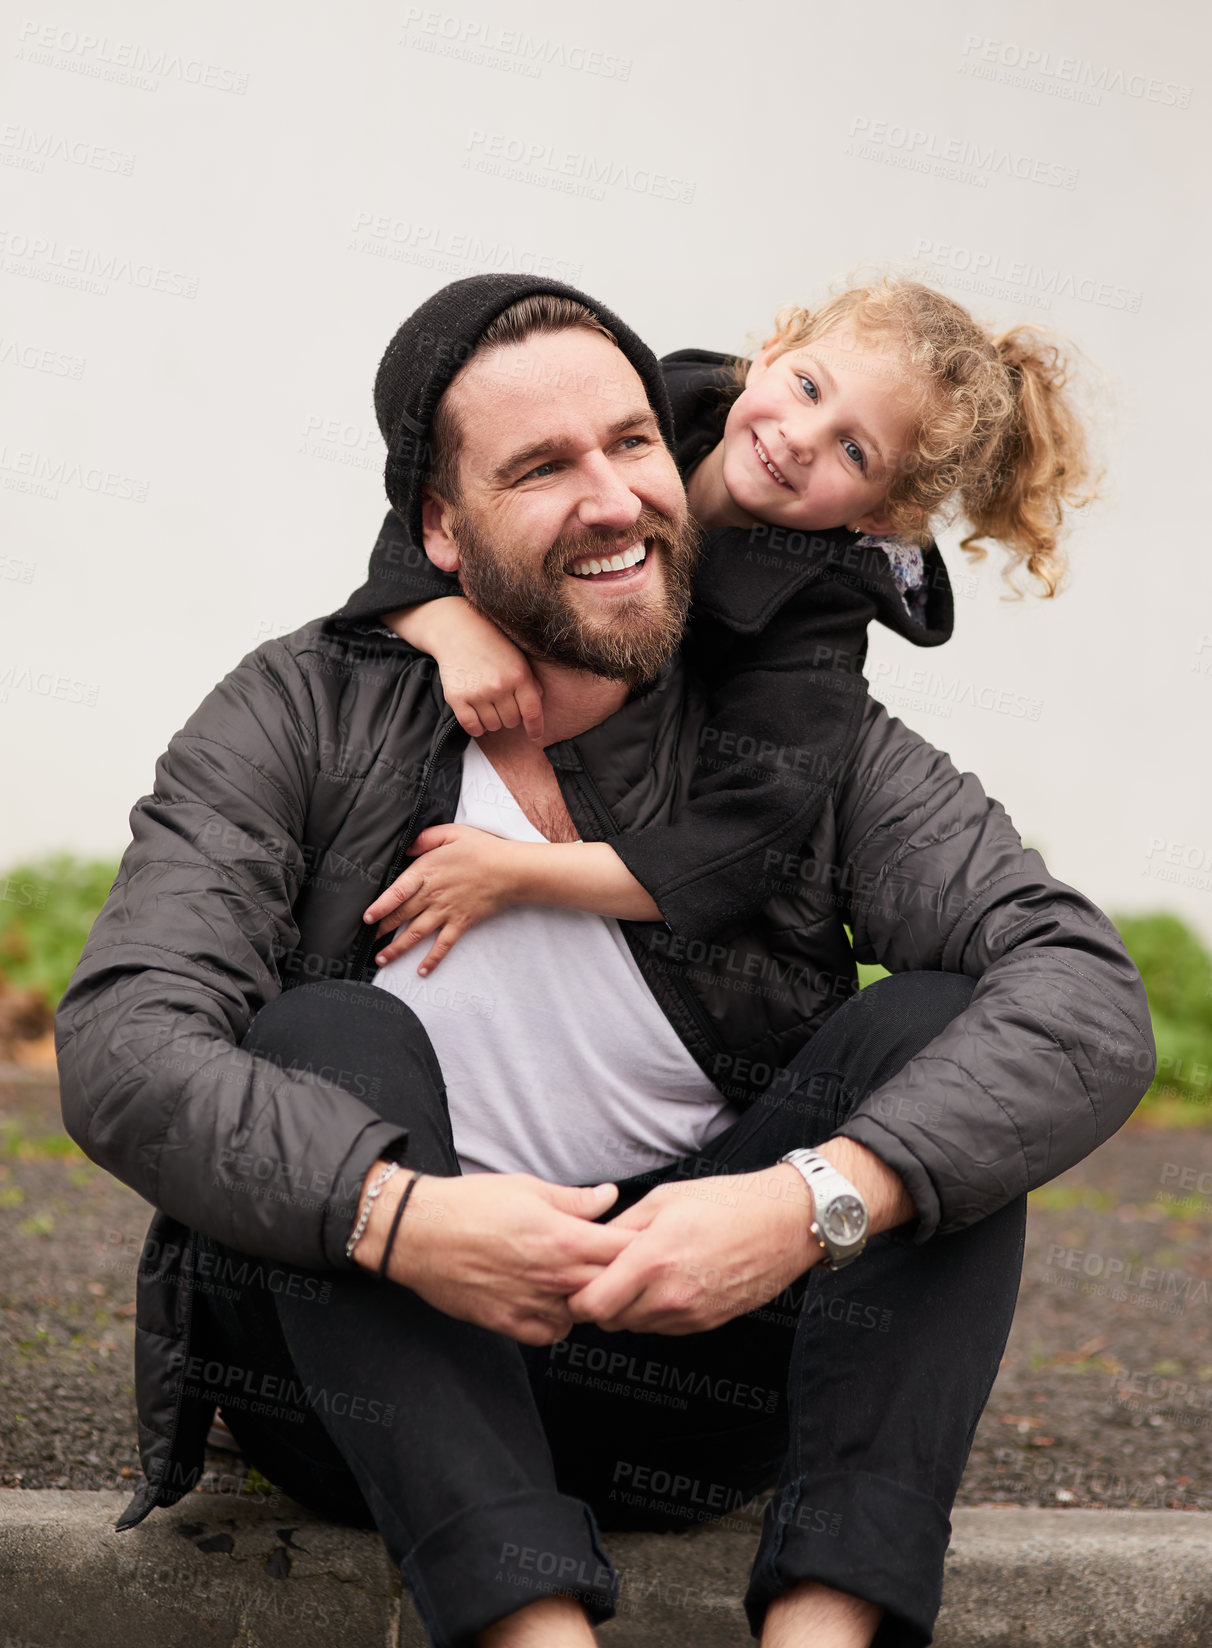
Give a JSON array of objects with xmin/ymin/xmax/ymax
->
[{"xmin": 959, "ymin": 327, "xmax": 1098, "ymax": 597}]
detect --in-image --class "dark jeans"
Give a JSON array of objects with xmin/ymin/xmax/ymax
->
[{"xmin": 190, "ymin": 974, "xmax": 1025, "ymax": 1648}]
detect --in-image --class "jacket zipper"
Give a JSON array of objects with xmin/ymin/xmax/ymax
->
[{"xmin": 349, "ymin": 712, "xmax": 461, "ymax": 983}]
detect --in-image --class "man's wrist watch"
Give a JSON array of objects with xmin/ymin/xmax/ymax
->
[{"xmin": 779, "ymin": 1148, "xmax": 869, "ymax": 1270}]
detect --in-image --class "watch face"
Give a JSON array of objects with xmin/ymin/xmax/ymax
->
[{"xmin": 823, "ymin": 1195, "xmax": 868, "ymax": 1244}]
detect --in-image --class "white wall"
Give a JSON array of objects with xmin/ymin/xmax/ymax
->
[{"xmin": 2, "ymin": 0, "xmax": 1210, "ymax": 938}]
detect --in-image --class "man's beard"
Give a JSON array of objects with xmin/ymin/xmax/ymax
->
[{"xmin": 449, "ymin": 503, "xmax": 700, "ymax": 687}]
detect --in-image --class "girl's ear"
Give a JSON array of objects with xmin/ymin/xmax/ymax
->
[
  {"xmin": 846, "ymin": 505, "xmax": 897, "ymax": 535},
  {"xmin": 421, "ymin": 491, "xmax": 460, "ymax": 572}
]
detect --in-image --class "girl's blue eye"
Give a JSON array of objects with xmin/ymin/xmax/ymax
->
[
  {"xmin": 843, "ymin": 440, "xmax": 865, "ymax": 467},
  {"xmin": 798, "ymin": 375, "xmax": 819, "ymax": 403}
]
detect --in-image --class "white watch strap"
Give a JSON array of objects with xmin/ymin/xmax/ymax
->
[{"xmin": 780, "ymin": 1148, "xmax": 861, "ymax": 1204}]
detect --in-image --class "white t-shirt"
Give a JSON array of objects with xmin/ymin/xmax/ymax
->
[{"xmin": 373, "ymin": 739, "xmax": 741, "ymax": 1182}]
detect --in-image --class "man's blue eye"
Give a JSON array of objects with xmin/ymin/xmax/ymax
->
[{"xmin": 798, "ymin": 376, "xmax": 819, "ymax": 403}]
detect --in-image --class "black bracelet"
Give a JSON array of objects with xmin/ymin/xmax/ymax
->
[{"xmin": 377, "ymin": 1170, "xmax": 422, "ymax": 1281}]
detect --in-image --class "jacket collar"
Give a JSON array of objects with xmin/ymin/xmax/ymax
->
[{"xmin": 539, "ymin": 657, "xmax": 686, "ymax": 826}]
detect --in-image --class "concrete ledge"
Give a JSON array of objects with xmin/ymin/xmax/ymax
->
[
  {"xmin": 1, "ymin": 1492, "xmax": 1210, "ymax": 1646},
  {"xmin": 0, "ymin": 1489, "xmax": 403, "ymax": 1648},
  {"xmin": 934, "ymin": 1508, "xmax": 1212, "ymax": 1648}
]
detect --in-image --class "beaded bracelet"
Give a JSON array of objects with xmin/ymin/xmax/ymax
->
[
  {"xmin": 345, "ymin": 1161, "xmax": 401, "ymax": 1262},
  {"xmin": 377, "ymin": 1170, "xmax": 423, "ymax": 1281}
]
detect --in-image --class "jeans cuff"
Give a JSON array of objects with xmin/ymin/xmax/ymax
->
[
  {"xmin": 744, "ymin": 1471, "xmax": 951, "ymax": 1648},
  {"xmin": 401, "ymin": 1489, "xmax": 618, "ymax": 1648}
]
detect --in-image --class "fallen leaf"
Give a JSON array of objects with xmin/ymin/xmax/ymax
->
[
  {"xmin": 265, "ymin": 1546, "xmax": 291, "ymax": 1581},
  {"xmin": 196, "ymin": 1532, "xmax": 236, "ymax": 1554}
]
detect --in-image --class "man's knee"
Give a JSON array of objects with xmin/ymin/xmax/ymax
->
[
  {"xmin": 241, "ymin": 980, "xmax": 448, "ymax": 1139},
  {"xmin": 244, "ymin": 980, "xmax": 437, "ymax": 1074},
  {"xmin": 782, "ymin": 971, "xmax": 976, "ymax": 1128},
  {"xmin": 851, "ymin": 970, "xmax": 976, "ymax": 1048}
]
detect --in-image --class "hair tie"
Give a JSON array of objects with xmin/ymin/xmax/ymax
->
[{"xmin": 378, "ymin": 1170, "xmax": 423, "ymax": 1280}]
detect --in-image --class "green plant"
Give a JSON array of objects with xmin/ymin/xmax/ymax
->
[
  {"xmin": 1114, "ymin": 912, "xmax": 1212, "ymax": 1118},
  {"xmin": 0, "ymin": 854, "xmax": 120, "ymax": 1010},
  {"xmin": 853, "ymin": 908, "xmax": 1212, "ymax": 1127}
]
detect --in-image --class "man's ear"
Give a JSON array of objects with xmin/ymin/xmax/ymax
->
[{"xmin": 421, "ymin": 490, "xmax": 460, "ymax": 573}]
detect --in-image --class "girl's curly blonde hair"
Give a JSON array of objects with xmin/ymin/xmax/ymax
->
[{"xmin": 739, "ymin": 278, "xmax": 1098, "ymax": 596}]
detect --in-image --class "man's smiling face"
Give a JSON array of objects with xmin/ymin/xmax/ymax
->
[{"xmin": 421, "ymin": 327, "xmax": 699, "ymax": 685}]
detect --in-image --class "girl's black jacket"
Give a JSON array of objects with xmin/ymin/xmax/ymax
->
[{"xmin": 335, "ymin": 351, "xmax": 955, "ymax": 942}]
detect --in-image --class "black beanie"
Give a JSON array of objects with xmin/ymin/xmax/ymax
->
[
  {"xmin": 331, "ymin": 274, "xmax": 675, "ymax": 628},
  {"xmin": 373, "ymin": 273, "xmax": 674, "ymax": 547}
]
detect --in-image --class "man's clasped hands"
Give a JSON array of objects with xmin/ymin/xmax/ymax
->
[{"xmin": 350, "ymin": 1154, "xmax": 841, "ymax": 1347}]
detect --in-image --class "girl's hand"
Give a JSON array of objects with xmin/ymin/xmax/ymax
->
[
  {"xmin": 362, "ymin": 824, "xmax": 527, "ymax": 973},
  {"xmin": 382, "ymin": 598, "xmax": 545, "ymax": 742}
]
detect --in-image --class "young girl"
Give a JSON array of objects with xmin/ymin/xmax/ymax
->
[{"xmin": 358, "ymin": 276, "xmax": 1093, "ymax": 973}]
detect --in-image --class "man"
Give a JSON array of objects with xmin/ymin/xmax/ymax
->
[{"xmin": 56, "ymin": 275, "xmax": 1155, "ymax": 1648}]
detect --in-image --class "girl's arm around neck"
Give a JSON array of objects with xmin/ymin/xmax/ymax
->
[{"xmin": 384, "ymin": 596, "xmax": 545, "ymax": 742}]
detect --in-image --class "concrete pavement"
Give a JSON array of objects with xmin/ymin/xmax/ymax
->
[{"xmin": 0, "ymin": 1490, "xmax": 1209, "ymax": 1646}]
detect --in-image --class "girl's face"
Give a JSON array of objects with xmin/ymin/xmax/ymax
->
[{"xmin": 718, "ymin": 323, "xmax": 919, "ymax": 534}]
